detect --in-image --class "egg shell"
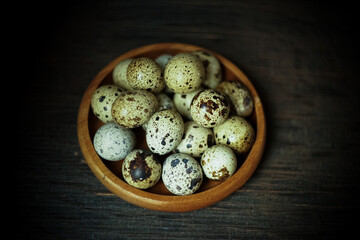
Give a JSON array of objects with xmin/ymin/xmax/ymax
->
[
  {"xmin": 164, "ymin": 53, "xmax": 204, "ymax": 94},
  {"xmin": 126, "ymin": 57, "xmax": 165, "ymax": 94},
  {"xmin": 174, "ymin": 121, "xmax": 214, "ymax": 158},
  {"xmin": 173, "ymin": 87, "xmax": 203, "ymax": 120},
  {"xmin": 190, "ymin": 89, "xmax": 230, "ymax": 128},
  {"xmin": 162, "ymin": 153, "xmax": 203, "ymax": 196},
  {"xmin": 213, "ymin": 115, "xmax": 255, "ymax": 154},
  {"xmin": 112, "ymin": 58, "xmax": 134, "ymax": 90},
  {"xmin": 111, "ymin": 90, "xmax": 159, "ymax": 128},
  {"xmin": 145, "ymin": 109, "xmax": 184, "ymax": 155},
  {"xmin": 215, "ymin": 81, "xmax": 254, "ymax": 117},
  {"xmin": 192, "ymin": 50, "xmax": 222, "ymax": 89},
  {"xmin": 93, "ymin": 122, "xmax": 136, "ymax": 161},
  {"xmin": 122, "ymin": 149, "xmax": 162, "ymax": 189},
  {"xmin": 91, "ymin": 85, "xmax": 123, "ymax": 123},
  {"xmin": 155, "ymin": 54, "xmax": 173, "ymax": 71},
  {"xmin": 200, "ymin": 144, "xmax": 237, "ymax": 180},
  {"xmin": 157, "ymin": 93, "xmax": 176, "ymax": 111}
]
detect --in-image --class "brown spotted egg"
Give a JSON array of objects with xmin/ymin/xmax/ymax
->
[
  {"xmin": 215, "ymin": 81, "xmax": 254, "ymax": 117},
  {"xmin": 122, "ymin": 149, "xmax": 161, "ymax": 189},
  {"xmin": 145, "ymin": 109, "xmax": 184, "ymax": 155},
  {"xmin": 164, "ymin": 53, "xmax": 204, "ymax": 94},
  {"xmin": 192, "ymin": 50, "xmax": 222, "ymax": 89},
  {"xmin": 213, "ymin": 115, "xmax": 255, "ymax": 154},
  {"xmin": 111, "ymin": 90, "xmax": 158, "ymax": 128},
  {"xmin": 91, "ymin": 85, "xmax": 122, "ymax": 123},
  {"xmin": 174, "ymin": 121, "xmax": 214, "ymax": 158},
  {"xmin": 190, "ymin": 89, "xmax": 230, "ymax": 128},
  {"xmin": 113, "ymin": 58, "xmax": 134, "ymax": 90},
  {"xmin": 127, "ymin": 57, "xmax": 165, "ymax": 94},
  {"xmin": 173, "ymin": 87, "xmax": 203, "ymax": 120},
  {"xmin": 93, "ymin": 122, "xmax": 136, "ymax": 161},
  {"xmin": 200, "ymin": 144, "xmax": 237, "ymax": 180},
  {"xmin": 162, "ymin": 153, "xmax": 203, "ymax": 195}
]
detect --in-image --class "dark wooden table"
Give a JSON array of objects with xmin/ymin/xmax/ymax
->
[{"xmin": 16, "ymin": 0, "xmax": 359, "ymax": 239}]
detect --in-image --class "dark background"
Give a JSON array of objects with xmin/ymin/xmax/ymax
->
[{"xmin": 15, "ymin": 0, "xmax": 359, "ymax": 239}]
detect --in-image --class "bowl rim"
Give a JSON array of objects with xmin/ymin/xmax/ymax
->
[{"xmin": 77, "ymin": 42, "xmax": 266, "ymax": 212}]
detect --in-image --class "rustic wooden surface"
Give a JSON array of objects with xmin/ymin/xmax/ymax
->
[{"xmin": 15, "ymin": 0, "xmax": 359, "ymax": 239}]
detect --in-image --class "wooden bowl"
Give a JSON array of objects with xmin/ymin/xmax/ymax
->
[{"xmin": 77, "ymin": 42, "xmax": 266, "ymax": 212}]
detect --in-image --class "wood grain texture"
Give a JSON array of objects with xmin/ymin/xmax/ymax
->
[{"xmin": 14, "ymin": 0, "xmax": 359, "ymax": 239}]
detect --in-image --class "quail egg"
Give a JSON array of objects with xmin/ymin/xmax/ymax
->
[
  {"xmin": 164, "ymin": 53, "xmax": 205, "ymax": 94},
  {"xmin": 192, "ymin": 50, "xmax": 222, "ymax": 89},
  {"xmin": 200, "ymin": 144, "xmax": 237, "ymax": 180},
  {"xmin": 174, "ymin": 121, "xmax": 214, "ymax": 158},
  {"xmin": 122, "ymin": 149, "xmax": 161, "ymax": 189},
  {"xmin": 155, "ymin": 54, "xmax": 173, "ymax": 71},
  {"xmin": 162, "ymin": 153, "xmax": 203, "ymax": 195},
  {"xmin": 127, "ymin": 57, "xmax": 165, "ymax": 94},
  {"xmin": 113, "ymin": 58, "xmax": 134, "ymax": 90},
  {"xmin": 145, "ymin": 109, "xmax": 184, "ymax": 155},
  {"xmin": 157, "ymin": 93, "xmax": 176, "ymax": 111},
  {"xmin": 173, "ymin": 87, "xmax": 203, "ymax": 120},
  {"xmin": 111, "ymin": 90, "xmax": 158, "ymax": 128},
  {"xmin": 91, "ymin": 85, "xmax": 122, "ymax": 123},
  {"xmin": 93, "ymin": 122, "xmax": 136, "ymax": 161},
  {"xmin": 215, "ymin": 81, "xmax": 254, "ymax": 117},
  {"xmin": 213, "ymin": 115, "xmax": 255, "ymax": 154},
  {"xmin": 190, "ymin": 89, "xmax": 230, "ymax": 128}
]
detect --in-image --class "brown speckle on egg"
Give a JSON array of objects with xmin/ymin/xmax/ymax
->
[
  {"xmin": 122, "ymin": 149, "xmax": 161, "ymax": 189},
  {"xmin": 190, "ymin": 89, "xmax": 230, "ymax": 128}
]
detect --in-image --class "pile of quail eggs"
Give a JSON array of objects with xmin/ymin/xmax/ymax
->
[{"xmin": 91, "ymin": 50, "xmax": 255, "ymax": 196}]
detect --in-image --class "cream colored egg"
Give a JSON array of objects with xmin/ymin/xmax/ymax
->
[
  {"xmin": 200, "ymin": 144, "xmax": 237, "ymax": 180},
  {"xmin": 127, "ymin": 57, "xmax": 165, "ymax": 94},
  {"xmin": 174, "ymin": 121, "xmax": 214, "ymax": 158},
  {"xmin": 173, "ymin": 87, "xmax": 203, "ymax": 120},
  {"xmin": 91, "ymin": 84, "xmax": 122, "ymax": 123},
  {"xmin": 145, "ymin": 109, "xmax": 184, "ymax": 155},
  {"xmin": 93, "ymin": 122, "xmax": 136, "ymax": 161},
  {"xmin": 192, "ymin": 50, "xmax": 222, "ymax": 89},
  {"xmin": 164, "ymin": 53, "xmax": 204, "ymax": 94},
  {"xmin": 162, "ymin": 153, "xmax": 203, "ymax": 195},
  {"xmin": 112, "ymin": 58, "xmax": 134, "ymax": 90},
  {"xmin": 213, "ymin": 115, "xmax": 255, "ymax": 154},
  {"xmin": 215, "ymin": 81, "xmax": 254, "ymax": 117},
  {"xmin": 111, "ymin": 90, "xmax": 158, "ymax": 128}
]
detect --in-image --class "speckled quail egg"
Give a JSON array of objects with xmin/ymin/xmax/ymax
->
[
  {"xmin": 111, "ymin": 90, "xmax": 158, "ymax": 128},
  {"xmin": 190, "ymin": 89, "xmax": 230, "ymax": 128},
  {"xmin": 215, "ymin": 81, "xmax": 254, "ymax": 117},
  {"xmin": 145, "ymin": 109, "xmax": 184, "ymax": 155},
  {"xmin": 200, "ymin": 144, "xmax": 237, "ymax": 180},
  {"xmin": 112, "ymin": 58, "xmax": 134, "ymax": 90},
  {"xmin": 91, "ymin": 85, "xmax": 122, "ymax": 123},
  {"xmin": 192, "ymin": 50, "xmax": 222, "ymax": 89},
  {"xmin": 162, "ymin": 153, "xmax": 203, "ymax": 195},
  {"xmin": 155, "ymin": 54, "xmax": 173, "ymax": 71},
  {"xmin": 157, "ymin": 93, "xmax": 176, "ymax": 111},
  {"xmin": 126, "ymin": 57, "xmax": 165, "ymax": 94},
  {"xmin": 122, "ymin": 149, "xmax": 161, "ymax": 189},
  {"xmin": 173, "ymin": 87, "xmax": 203, "ymax": 120},
  {"xmin": 213, "ymin": 115, "xmax": 255, "ymax": 154},
  {"xmin": 93, "ymin": 122, "xmax": 136, "ymax": 161},
  {"xmin": 164, "ymin": 53, "xmax": 205, "ymax": 94},
  {"xmin": 174, "ymin": 121, "xmax": 214, "ymax": 158}
]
